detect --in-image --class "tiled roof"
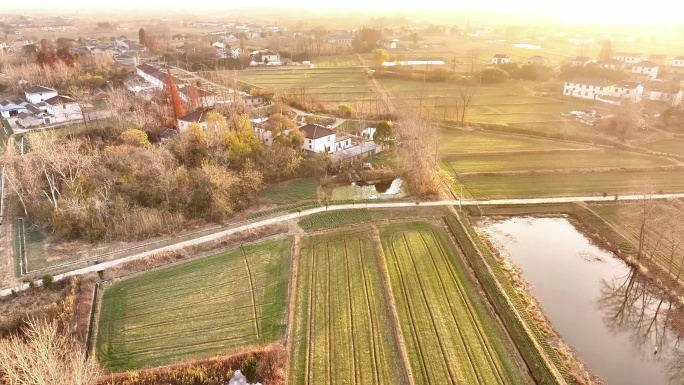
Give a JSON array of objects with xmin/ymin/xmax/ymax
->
[
  {"xmin": 44, "ymin": 95, "xmax": 77, "ymax": 105},
  {"xmin": 25, "ymin": 85, "xmax": 56, "ymax": 94},
  {"xmin": 178, "ymin": 110, "xmax": 208, "ymax": 123},
  {"xmin": 300, "ymin": 124, "xmax": 335, "ymax": 139},
  {"xmin": 566, "ymin": 77, "xmax": 615, "ymax": 87}
]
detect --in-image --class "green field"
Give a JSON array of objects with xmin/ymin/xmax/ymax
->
[
  {"xmin": 290, "ymin": 232, "xmax": 407, "ymax": 385},
  {"xmin": 640, "ymin": 139, "xmax": 684, "ymax": 157},
  {"xmin": 259, "ymin": 178, "xmax": 318, "ymax": 205},
  {"xmin": 459, "ymin": 169, "xmax": 684, "ymax": 199},
  {"xmin": 381, "ymin": 222, "xmax": 531, "ymax": 384},
  {"xmin": 96, "ymin": 239, "xmax": 292, "ymax": 371},
  {"xmin": 438, "ymin": 129, "xmax": 589, "ymax": 155},
  {"xmin": 237, "ymin": 67, "xmax": 377, "ymax": 106},
  {"xmin": 444, "ymin": 149, "xmax": 677, "ymax": 174},
  {"xmin": 312, "ymin": 55, "xmax": 360, "ymax": 67}
]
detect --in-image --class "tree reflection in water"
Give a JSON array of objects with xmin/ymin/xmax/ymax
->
[{"xmin": 598, "ymin": 266, "xmax": 684, "ymax": 383}]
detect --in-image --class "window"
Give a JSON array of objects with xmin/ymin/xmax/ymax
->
[
  {"xmin": 308, "ymin": 144, "xmax": 311, "ymax": 149},
  {"xmin": 63, "ymin": 105, "xmax": 66, "ymax": 109}
]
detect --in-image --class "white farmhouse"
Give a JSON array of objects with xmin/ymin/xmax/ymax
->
[
  {"xmin": 610, "ymin": 53, "xmax": 642, "ymax": 67},
  {"xmin": 299, "ymin": 124, "xmax": 352, "ymax": 154},
  {"xmin": 24, "ymin": 86, "xmax": 58, "ymax": 104},
  {"xmin": 0, "ymin": 99, "xmax": 27, "ymax": 118},
  {"xmin": 597, "ymin": 59, "xmax": 624, "ymax": 70},
  {"xmin": 649, "ymin": 85, "xmax": 684, "ymax": 107},
  {"xmin": 631, "ymin": 61, "xmax": 659, "ymax": 80},
  {"xmin": 136, "ymin": 63, "xmax": 169, "ymax": 90},
  {"xmin": 562, "ymin": 77, "xmax": 615, "ymax": 100},
  {"xmin": 491, "ymin": 54, "xmax": 510, "ymax": 65},
  {"xmin": 608, "ymin": 81, "xmax": 644, "ymax": 104},
  {"xmin": 674, "ymin": 56, "xmax": 684, "ymax": 67},
  {"xmin": 177, "ymin": 110, "xmax": 208, "ymax": 133},
  {"xmin": 44, "ymin": 95, "xmax": 83, "ymax": 123}
]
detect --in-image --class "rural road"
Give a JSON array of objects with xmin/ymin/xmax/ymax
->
[{"xmin": 2, "ymin": 192, "xmax": 684, "ymax": 297}]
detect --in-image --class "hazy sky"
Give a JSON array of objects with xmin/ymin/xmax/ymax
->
[{"xmin": 4, "ymin": 0, "xmax": 684, "ymax": 25}]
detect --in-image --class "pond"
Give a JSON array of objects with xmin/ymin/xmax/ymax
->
[
  {"xmin": 477, "ymin": 216, "xmax": 684, "ymax": 385},
  {"xmin": 331, "ymin": 178, "xmax": 406, "ymax": 200}
]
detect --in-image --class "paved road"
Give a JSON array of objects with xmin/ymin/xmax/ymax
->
[{"xmin": 2, "ymin": 192, "xmax": 684, "ymax": 297}]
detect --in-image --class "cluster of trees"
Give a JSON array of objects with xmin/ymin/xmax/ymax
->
[
  {"xmin": 1, "ymin": 105, "xmax": 320, "ymax": 241},
  {"xmin": 496, "ymin": 62, "xmax": 552, "ymax": 81},
  {"xmin": 560, "ymin": 63, "xmax": 624, "ymax": 82},
  {"xmin": 353, "ymin": 27, "xmax": 383, "ymax": 53},
  {"xmin": 138, "ymin": 28, "xmax": 161, "ymax": 55}
]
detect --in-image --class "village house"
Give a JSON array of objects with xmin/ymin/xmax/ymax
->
[
  {"xmin": 177, "ymin": 110, "xmax": 208, "ymax": 132},
  {"xmin": 562, "ymin": 77, "xmax": 615, "ymax": 100},
  {"xmin": 626, "ymin": 72, "xmax": 651, "ymax": 83},
  {"xmin": 178, "ymin": 85, "xmax": 217, "ymax": 108},
  {"xmin": 251, "ymin": 118, "xmax": 273, "ymax": 144},
  {"xmin": 378, "ymin": 40, "xmax": 397, "ymax": 49},
  {"xmin": 44, "ymin": 95, "xmax": 82, "ymax": 123},
  {"xmin": 649, "ymin": 85, "xmax": 684, "ymax": 107},
  {"xmin": 251, "ymin": 50, "xmax": 280, "ymax": 65},
  {"xmin": 527, "ymin": 56, "xmax": 549, "ymax": 66},
  {"xmin": 569, "ymin": 56, "xmax": 592, "ymax": 67},
  {"xmin": 327, "ymin": 35, "xmax": 354, "ymax": 45},
  {"xmin": 24, "ymin": 86, "xmax": 58, "ymax": 104},
  {"xmin": 299, "ymin": 124, "xmax": 352, "ymax": 153},
  {"xmin": 631, "ymin": 61, "xmax": 659, "ymax": 80},
  {"xmin": 607, "ymin": 81, "xmax": 644, "ymax": 104},
  {"xmin": 243, "ymin": 95, "xmax": 264, "ymax": 107},
  {"xmin": 610, "ymin": 52, "xmax": 642, "ymax": 67},
  {"xmin": 491, "ymin": 54, "xmax": 510, "ymax": 65},
  {"xmin": 113, "ymin": 54, "xmax": 137, "ymax": 66},
  {"xmin": 597, "ymin": 59, "xmax": 624, "ymax": 70},
  {"xmin": 135, "ymin": 63, "xmax": 176, "ymax": 90},
  {"xmin": 0, "ymin": 99, "xmax": 27, "ymax": 118},
  {"xmin": 674, "ymin": 56, "xmax": 684, "ymax": 67}
]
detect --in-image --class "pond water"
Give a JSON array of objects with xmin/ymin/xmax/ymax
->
[
  {"xmin": 477, "ymin": 216, "xmax": 684, "ymax": 385},
  {"xmin": 331, "ymin": 178, "xmax": 406, "ymax": 200}
]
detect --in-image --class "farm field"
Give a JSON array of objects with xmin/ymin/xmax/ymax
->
[
  {"xmin": 443, "ymin": 149, "xmax": 677, "ymax": 174},
  {"xmin": 236, "ymin": 67, "xmax": 379, "ymax": 109},
  {"xmin": 297, "ymin": 207, "xmax": 446, "ymax": 231},
  {"xmin": 640, "ymin": 139, "xmax": 684, "ymax": 157},
  {"xmin": 96, "ymin": 239, "xmax": 292, "ymax": 371},
  {"xmin": 590, "ymin": 202, "xmax": 684, "ymax": 280},
  {"xmin": 381, "ymin": 222, "xmax": 531, "ymax": 384},
  {"xmin": 289, "ymin": 231, "xmax": 406, "ymax": 385},
  {"xmin": 258, "ymin": 178, "xmax": 318, "ymax": 205},
  {"xmin": 438, "ymin": 129, "xmax": 590, "ymax": 155},
  {"xmin": 312, "ymin": 55, "xmax": 360, "ymax": 67},
  {"xmin": 458, "ymin": 169, "xmax": 684, "ymax": 199}
]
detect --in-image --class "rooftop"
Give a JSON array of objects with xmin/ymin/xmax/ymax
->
[
  {"xmin": 44, "ymin": 95, "xmax": 76, "ymax": 105},
  {"xmin": 178, "ymin": 110, "xmax": 208, "ymax": 123},
  {"xmin": 25, "ymin": 85, "xmax": 56, "ymax": 94},
  {"xmin": 634, "ymin": 61, "xmax": 659, "ymax": 68},
  {"xmin": 566, "ymin": 77, "xmax": 615, "ymax": 87},
  {"xmin": 300, "ymin": 124, "xmax": 335, "ymax": 139}
]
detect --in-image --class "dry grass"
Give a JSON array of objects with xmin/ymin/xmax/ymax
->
[{"xmin": 107, "ymin": 209, "xmax": 185, "ymax": 242}]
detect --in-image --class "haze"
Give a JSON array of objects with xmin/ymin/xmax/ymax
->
[{"xmin": 2, "ymin": 0, "xmax": 684, "ymax": 25}]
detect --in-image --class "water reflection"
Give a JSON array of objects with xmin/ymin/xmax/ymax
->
[
  {"xmin": 599, "ymin": 266, "xmax": 684, "ymax": 383},
  {"xmin": 331, "ymin": 178, "xmax": 406, "ymax": 200},
  {"xmin": 479, "ymin": 217, "xmax": 684, "ymax": 385}
]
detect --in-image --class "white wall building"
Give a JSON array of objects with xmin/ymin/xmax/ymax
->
[
  {"xmin": 674, "ymin": 56, "xmax": 684, "ymax": 67},
  {"xmin": 491, "ymin": 54, "xmax": 510, "ymax": 65},
  {"xmin": 609, "ymin": 81, "xmax": 644, "ymax": 104},
  {"xmin": 44, "ymin": 95, "xmax": 83, "ymax": 123},
  {"xmin": 631, "ymin": 61, "xmax": 659, "ymax": 80},
  {"xmin": 562, "ymin": 77, "xmax": 615, "ymax": 100},
  {"xmin": 610, "ymin": 53, "xmax": 642, "ymax": 67},
  {"xmin": 177, "ymin": 110, "xmax": 208, "ymax": 133},
  {"xmin": 299, "ymin": 124, "xmax": 352, "ymax": 154},
  {"xmin": 598, "ymin": 59, "xmax": 624, "ymax": 70},
  {"xmin": 650, "ymin": 87, "xmax": 684, "ymax": 107},
  {"xmin": 24, "ymin": 86, "xmax": 58, "ymax": 104}
]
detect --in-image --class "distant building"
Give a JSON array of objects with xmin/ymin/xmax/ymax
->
[
  {"xmin": 527, "ymin": 56, "xmax": 549, "ymax": 66},
  {"xmin": 673, "ymin": 56, "xmax": 684, "ymax": 67},
  {"xmin": 562, "ymin": 77, "xmax": 615, "ymax": 100},
  {"xmin": 299, "ymin": 124, "xmax": 352, "ymax": 153},
  {"xmin": 631, "ymin": 61, "xmax": 659, "ymax": 80},
  {"xmin": 649, "ymin": 85, "xmax": 684, "ymax": 107},
  {"xmin": 597, "ymin": 59, "xmax": 624, "ymax": 70},
  {"xmin": 569, "ymin": 56, "xmax": 592, "ymax": 67},
  {"xmin": 610, "ymin": 52, "xmax": 642, "ymax": 67},
  {"xmin": 44, "ymin": 95, "xmax": 82, "ymax": 123},
  {"xmin": 177, "ymin": 110, "xmax": 208, "ymax": 132},
  {"xmin": 24, "ymin": 86, "xmax": 58, "ymax": 104},
  {"xmin": 491, "ymin": 54, "xmax": 510, "ymax": 65},
  {"xmin": 113, "ymin": 54, "xmax": 137, "ymax": 66},
  {"xmin": 607, "ymin": 81, "xmax": 643, "ymax": 104}
]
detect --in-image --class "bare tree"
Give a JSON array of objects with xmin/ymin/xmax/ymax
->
[
  {"xmin": 458, "ymin": 85, "xmax": 478, "ymax": 124},
  {"xmin": 0, "ymin": 318, "xmax": 101, "ymax": 385}
]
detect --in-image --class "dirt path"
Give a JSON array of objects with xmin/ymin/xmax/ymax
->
[
  {"xmin": 371, "ymin": 226, "xmax": 414, "ymax": 385},
  {"xmin": 3, "ymin": 193, "xmax": 684, "ymax": 296},
  {"xmin": 357, "ymin": 54, "xmax": 395, "ymax": 114},
  {"xmin": 284, "ymin": 232, "xmax": 301, "ymax": 382}
]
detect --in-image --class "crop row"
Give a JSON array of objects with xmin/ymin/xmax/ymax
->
[
  {"xmin": 383, "ymin": 225, "xmax": 525, "ymax": 385},
  {"xmin": 289, "ymin": 235, "xmax": 405, "ymax": 385},
  {"xmin": 444, "ymin": 213, "xmax": 570, "ymax": 384}
]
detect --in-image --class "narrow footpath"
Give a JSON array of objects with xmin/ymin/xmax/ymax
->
[{"xmin": 2, "ymin": 192, "xmax": 684, "ymax": 297}]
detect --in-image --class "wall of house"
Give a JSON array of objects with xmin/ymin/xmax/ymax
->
[
  {"xmin": 632, "ymin": 66, "xmax": 658, "ymax": 79},
  {"xmin": 303, "ymin": 134, "xmax": 335, "ymax": 153},
  {"xmin": 26, "ymin": 90, "xmax": 58, "ymax": 104},
  {"xmin": 177, "ymin": 120, "xmax": 208, "ymax": 133},
  {"xmin": 563, "ymin": 82, "xmax": 610, "ymax": 100},
  {"xmin": 47, "ymin": 102, "xmax": 83, "ymax": 123}
]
